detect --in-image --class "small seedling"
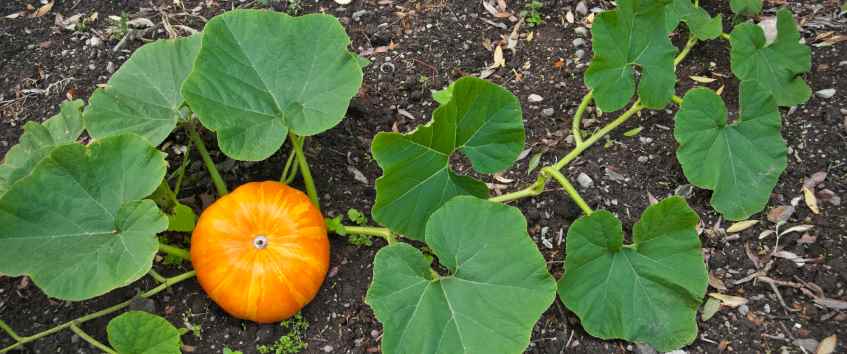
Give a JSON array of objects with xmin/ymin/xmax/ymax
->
[
  {"xmin": 257, "ymin": 313, "xmax": 309, "ymax": 354},
  {"xmin": 520, "ymin": 1, "xmax": 544, "ymax": 27}
]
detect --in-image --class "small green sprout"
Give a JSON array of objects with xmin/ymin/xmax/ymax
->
[{"xmin": 256, "ymin": 313, "xmax": 309, "ymax": 354}]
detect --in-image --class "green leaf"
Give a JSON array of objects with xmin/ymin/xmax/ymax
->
[
  {"xmin": 665, "ymin": 0, "xmax": 722, "ymax": 40},
  {"xmin": 585, "ymin": 0, "xmax": 677, "ymax": 112},
  {"xmin": 85, "ymin": 35, "xmax": 201, "ymax": 146},
  {"xmin": 0, "ymin": 134, "xmax": 168, "ymax": 300},
  {"xmin": 347, "ymin": 208, "xmax": 367, "ymax": 225},
  {"xmin": 558, "ymin": 197, "xmax": 708, "ymax": 352},
  {"xmin": 168, "ymin": 203, "xmax": 197, "ymax": 232},
  {"xmin": 325, "ymin": 215, "xmax": 347, "ymax": 236},
  {"xmin": 371, "ymin": 77, "xmax": 524, "ymax": 240},
  {"xmin": 182, "ymin": 10, "xmax": 363, "ymax": 161},
  {"xmin": 108, "ymin": 311, "xmax": 182, "ymax": 354},
  {"xmin": 431, "ymin": 81, "xmax": 455, "ymax": 105},
  {"xmin": 367, "ymin": 196, "xmax": 556, "ymax": 354},
  {"xmin": 730, "ymin": 9, "xmax": 811, "ymax": 107},
  {"xmin": 674, "ymin": 83, "xmax": 785, "ymax": 220},
  {"xmin": 0, "ymin": 99, "xmax": 84, "ymax": 195},
  {"xmin": 730, "ymin": 0, "xmax": 762, "ymax": 17}
]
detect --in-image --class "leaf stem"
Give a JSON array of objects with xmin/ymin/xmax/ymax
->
[
  {"xmin": 543, "ymin": 167, "xmax": 593, "ymax": 215},
  {"xmin": 186, "ymin": 124, "xmax": 228, "ymax": 197},
  {"xmin": 280, "ymin": 143, "xmax": 298, "ymax": 183},
  {"xmin": 492, "ymin": 101, "xmax": 644, "ymax": 205},
  {"xmin": 289, "ymin": 132, "xmax": 320, "ymax": 209},
  {"xmin": 0, "ymin": 271, "xmax": 196, "ymax": 353},
  {"xmin": 158, "ymin": 242, "xmax": 191, "ymax": 261},
  {"xmin": 148, "ymin": 269, "xmax": 167, "ymax": 283},
  {"xmin": 672, "ymin": 95, "xmax": 685, "ymax": 106},
  {"xmin": 344, "ymin": 226, "xmax": 396, "ymax": 245},
  {"xmin": 553, "ymin": 100, "xmax": 643, "ymax": 171},
  {"xmin": 572, "ymin": 91, "xmax": 593, "ymax": 145},
  {"xmin": 0, "ymin": 321, "xmax": 21, "ymax": 342},
  {"xmin": 69, "ymin": 324, "xmax": 117, "ymax": 354},
  {"xmin": 488, "ymin": 176, "xmax": 547, "ymax": 203},
  {"xmin": 720, "ymin": 32, "xmax": 731, "ymax": 41},
  {"xmin": 172, "ymin": 142, "xmax": 193, "ymax": 197},
  {"xmin": 674, "ymin": 34, "xmax": 698, "ymax": 67}
]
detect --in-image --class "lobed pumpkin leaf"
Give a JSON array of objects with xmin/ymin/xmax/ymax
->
[
  {"xmin": 730, "ymin": 9, "xmax": 811, "ymax": 107},
  {"xmin": 0, "ymin": 134, "xmax": 168, "ymax": 300},
  {"xmin": 730, "ymin": 0, "xmax": 763, "ymax": 17},
  {"xmin": 181, "ymin": 10, "xmax": 363, "ymax": 161},
  {"xmin": 0, "ymin": 99, "xmax": 84, "ymax": 196},
  {"xmin": 665, "ymin": 0, "xmax": 722, "ymax": 40},
  {"xmin": 558, "ymin": 197, "xmax": 708, "ymax": 352},
  {"xmin": 371, "ymin": 77, "xmax": 524, "ymax": 240},
  {"xmin": 85, "ymin": 34, "xmax": 201, "ymax": 146},
  {"xmin": 431, "ymin": 81, "xmax": 456, "ymax": 105},
  {"xmin": 367, "ymin": 196, "xmax": 556, "ymax": 354},
  {"xmin": 585, "ymin": 0, "xmax": 677, "ymax": 112},
  {"xmin": 674, "ymin": 82, "xmax": 786, "ymax": 220},
  {"xmin": 108, "ymin": 311, "xmax": 182, "ymax": 354}
]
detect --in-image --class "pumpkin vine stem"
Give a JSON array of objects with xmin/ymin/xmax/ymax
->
[
  {"xmin": 158, "ymin": 242, "xmax": 191, "ymax": 261},
  {"xmin": 289, "ymin": 132, "xmax": 320, "ymax": 209},
  {"xmin": 279, "ymin": 137, "xmax": 301, "ymax": 184},
  {"xmin": 543, "ymin": 167, "xmax": 593, "ymax": 215},
  {"xmin": 343, "ymin": 226, "xmax": 396, "ymax": 245},
  {"xmin": 69, "ymin": 324, "xmax": 117, "ymax": 354},
  {"xmin": 186, "ymin": 123, "xmax": 228, "ymax": 197},
  {"xmin": 571, "ymin": 91, "xmax": 593, "ymax": 145},
  {"xmin": 0, "ymin": 271, "xmax": 196, "ymax": 353}
]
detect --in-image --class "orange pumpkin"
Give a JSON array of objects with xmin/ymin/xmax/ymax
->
[{"xmin": 191, "ymin": 181, "xmax": 329, "ymax": 323}]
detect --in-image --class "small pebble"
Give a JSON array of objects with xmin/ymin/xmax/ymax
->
[
  {"xmin": 637, "ymin": 156, "xmax": 649, "ymax": 163},
  {"xmin": 541, "ymin": 108, "xmax": 555, "ymax": 117},
  {"xmin": 86, "ymin": 36, "xmax": 102, "ymax": 47},
  {"xmin": 575, "ymin": 1, "xmax": 588, "ymax": 15},
  {"xmin": 322, "ymin": 345, "xmax": 334, "ymax": 352},
  {"xmin": 572, "ymin": 38, "xmax": 585, "ymax": 47},
  {"xmin": 577, "ymin": 173, "xmax": 593, "ymax": 188},
  {"xmin": 575, "ymin": 49, "xmax": 585, "ymax": 59},
  {"xmin": 738, "ymin": 304, "xmax": 749, "ymax": 315},
  {"xmin": 528, "ymin": 94, "xmax": 544, "ymax": 103},
  {"xmin": 574, "ymin": 26, "xmax": 588, "ymax": 36},
  {"xmin": 815, "ymin": 88, "xmax": 836, "ymax": 99}
]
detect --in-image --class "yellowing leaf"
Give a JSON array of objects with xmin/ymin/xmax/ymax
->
[
  {"xmin": 690, "ymin": 75, "xmax": 717, "ymax": 83},
  {"xmin": 816, "ymin": 335, "xmax": 837, "ymax": 354},
  {"xmin": 803, "ymin": 186, "xmax": 820, "ymax": 214},
  {"xmin": 701, "ymin": 297, "xmax": 721, "ymax": 321},
  {"xmin": 493, "ymin": 45, "xmax": 506, "ymax": 68},
  {"xmin": 726, "ymin": 220, "xmax": 758, "ymax": 233},
  {"xmin": 709, "ymin": 293, "xmax": 748, "ymax": 307},
  {"xmin": 33, "ymin": 1, "xmax": 53, "ymax": 17}
]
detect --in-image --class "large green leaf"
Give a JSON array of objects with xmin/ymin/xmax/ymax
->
[
  {"xmin": 181, "ymin": 10, "xmax": 363, "ymax": 161},
  {"xmin": 730, "ymin": 9, "xmax": 811, "ymax": 107},
  {"xmin": 367, "ymin": 196, "xmax": 556, "ymax": 354},
  {"xmin": 585, "ymin": 0, "xmax": 677, "ymax": 112},
  {"xmin": 0, "ymin": 134, "xmax": 168, "ymax": 300},
  {"xmin": 675, "ymin": 83, "xmax": 786, "ymax": 220},
  {"xmin": 0, "ymin": 99, "xmax": 84, "ymax": 195},
  {"xmin": 665, "ymin": 0, "xmax": 722, "ymax": 40},
  {"xmin": 371, "ymin": 77, "xmax": 524, "ymax": 240},
  {"xmin": 558, "ymin": 197, "xmax": 708, "ymax": 352},
  {"xmin": 730, "ymin": 0, "xmax": 762, "ymax": 17},
  {"xmin": 85, "ymin": 35, "xmax": 201, "ymax": 146},
  {"xmin": 108, "ymin": 311, "xmax": 182, "ymax": 354}
]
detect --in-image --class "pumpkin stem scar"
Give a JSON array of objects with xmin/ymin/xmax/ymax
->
[{"xmin": 253, "ymin": 235, "xmax": 269, "ymax": 249}]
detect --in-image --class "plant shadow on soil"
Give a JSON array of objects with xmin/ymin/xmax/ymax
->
[{"xmin": 1, "ymin": 0, "xmax": 846, "ymax": 353}]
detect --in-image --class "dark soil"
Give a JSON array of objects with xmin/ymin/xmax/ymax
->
[{"xmin": 1, "ymin": 0, "xmax": 846, "ymax": 353}]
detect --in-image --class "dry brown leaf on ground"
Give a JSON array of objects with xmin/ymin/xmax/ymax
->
[
  {"xmin": 816, "ymin": 335, "xmax": 837, "ymax": 354},
  {"xmin": 709, "ymin": 293, "xmax": 748, "ymax": 307},
  {"xmin": 727, "ymin": 220, "xmax": 758, "ymax": 233}
]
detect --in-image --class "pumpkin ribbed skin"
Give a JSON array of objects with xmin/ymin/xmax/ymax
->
[{"xmin": 191, "ymin": 181, "xmax": 329, "ymax": 323}]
